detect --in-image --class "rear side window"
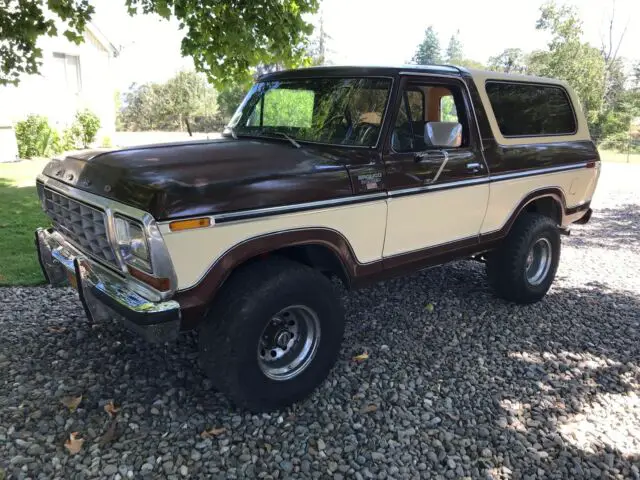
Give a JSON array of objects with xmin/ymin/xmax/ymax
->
[{"xmin": 485, "ymin": 81, "xmax": 576, "ymax": 137}]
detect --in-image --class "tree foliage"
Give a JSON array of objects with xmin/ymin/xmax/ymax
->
[
  {"xmin": 0, "ymin": 0, "xmax": 94, "ymax": 85},
  {"xmin": 445, "ymin": 31, "xmax": 464, "ymax": 64},
  {"xmin": 1, "ymin": 0, "xmax": 319, "ymax": 87},
  {"xmin": 412, "ymin": 26, "xmax": 441, "ymax": 65},
  {"xmin": 488, "ymin": 48, "xmax": 528, "ymax": 74},
  {"xmin": 527, "ymin": 2, "xmax": 606, "ymax": 126},
  {"xmin": 125, "ymin": 0, "xmax": 319, "ymax": 88},
  {"xmin": 118, "ymin": 70, "xmax": 220, "ymax": 131}
]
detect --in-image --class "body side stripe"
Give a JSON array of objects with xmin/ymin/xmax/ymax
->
[{"xmin": 158, "ymin": 162, "xmax": 595, "ymax": 228}]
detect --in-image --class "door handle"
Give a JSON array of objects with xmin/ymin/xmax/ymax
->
[{"xmin": 466, "ymin": 162, "xmax": 482, "ymax": 173}]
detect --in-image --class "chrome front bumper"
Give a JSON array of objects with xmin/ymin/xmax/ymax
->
[{"xmin": 35, "ymin": 227, "xmax": 181, "ymax": 343}]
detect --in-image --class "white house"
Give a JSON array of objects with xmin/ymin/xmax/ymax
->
[{"xmin": 0, "ymin": 23, "xmax": 118, "ymax": 161}]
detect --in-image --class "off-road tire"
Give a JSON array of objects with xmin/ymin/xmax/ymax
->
[
  {"xmin": 198, "ymin": 257, "xmax": 345, "ymax": 412},
  {"xmin": 486, "ymin": 213, "xmax": 561, "ymax": 304}
]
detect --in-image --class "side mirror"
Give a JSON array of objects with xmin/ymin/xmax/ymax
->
[{"xmin": 424, "ymin": 122, "xmax": 462, "ymax": 148}]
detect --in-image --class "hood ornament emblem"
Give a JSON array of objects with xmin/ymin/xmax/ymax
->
[
  {"xmin": 81, "ymin": 179, "xmax": 91, "ymax": 187},
  {"xmin": 104, "ymin": 185, "xmax": 112, "ymax": 193},
  {"xmin": 66, "ymin": 173, "xmax": 74, "ymax": 182}
]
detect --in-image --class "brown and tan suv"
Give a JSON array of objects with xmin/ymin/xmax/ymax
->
[{"xmin": 35, "ymin": 65, "xmax": 600, "ymax": 411}]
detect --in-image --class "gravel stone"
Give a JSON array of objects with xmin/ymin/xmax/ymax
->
[{"xmin": 1, "ymin": 164, "xmax": 639, "ymax": 479}]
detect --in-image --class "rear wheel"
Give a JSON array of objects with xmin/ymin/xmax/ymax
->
[
  {"xmin": 199, "ymin": 258, "xmax": 345, "ymax": 411},
  {"xmin": 486, "ymin": 213, "xmax": 561, "ymax": 304}
]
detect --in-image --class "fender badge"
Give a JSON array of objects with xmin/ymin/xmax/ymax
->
[
  {"xmin": 104, "ymin": 185, "xmax": 112, "ymax": 193},
  {"xmin": 55, "ymin": 169, "xmax": 63, "ymax": 176},
  {"xmin": 65, "ymin": 173, "xmax": 74, "ymax": 182},
  {"xmin": 81, "ymin": 179, "xmax": 91, "ymax": 187}
]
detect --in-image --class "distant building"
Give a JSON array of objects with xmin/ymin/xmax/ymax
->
[{"xmin": 0, "ymin": 22, "xmax": 118, "ymax": 161}]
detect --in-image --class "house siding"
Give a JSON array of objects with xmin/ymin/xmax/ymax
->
[{"xmin": 0, "ymin": 26, "xmax": 116, "ymax": 151}]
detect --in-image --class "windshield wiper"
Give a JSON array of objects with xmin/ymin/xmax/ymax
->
[{"xmin": 268, "ymin": 131, "xmax": 301, "ymax": 149}]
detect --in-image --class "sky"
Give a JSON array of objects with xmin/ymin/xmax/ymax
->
[{"xmin": 92, "ymin": 0, "xmax": 640, "ymax": 90}]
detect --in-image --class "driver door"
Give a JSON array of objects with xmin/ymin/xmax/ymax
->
[{"xmin": 382, "ymin": 75, "xmax": 490, "ymax": 259}]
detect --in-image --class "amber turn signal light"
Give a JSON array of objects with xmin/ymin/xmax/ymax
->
[{"xmin": 169, "ymin": 217, "xmax": 211, "ymax": 231}]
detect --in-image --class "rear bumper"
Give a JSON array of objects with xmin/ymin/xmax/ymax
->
[
  {"xmin": 35, "ymin": 227, "xmax": 181, "ymax": 343},
  {"xmin": 574, "ymin": 208, "xmax": 593, "ymax": 225}
]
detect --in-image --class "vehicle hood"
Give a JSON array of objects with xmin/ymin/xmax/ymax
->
[{"xmin": 40, "ymin": 138, "xmax": 354, "ymax": 220}]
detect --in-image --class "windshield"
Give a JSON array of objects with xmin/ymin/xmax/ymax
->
[{"xmin": 228, "ymin": 77, "xmax": 392, "ymax": 147}]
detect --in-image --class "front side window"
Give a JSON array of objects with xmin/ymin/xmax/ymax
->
[
  {"xmin": 485, "ymin": 81, "xmax": 576, "ymax": 136},
  {"xmin": 230, "ymin": 77, "xmax": 392, "ymax": 147},
  {"xmin": 391, "ymin": 82, "xmax": 465, "ymax": 152}
]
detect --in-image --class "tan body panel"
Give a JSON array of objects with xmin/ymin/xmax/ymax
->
[
  {"xmin": 161, "ymin": 201, "xmax": 387, "ymax": 290},
  {"xmin": 481, "ymin": 167, "xmax": 598, "ymax": 233},
  {"xmin": 162, "ymin": 165, "xmax": 598, "ymax": 291},
  {"xmin": 383, "ymin": 184, "xmax": 489, "ymax": 257}
]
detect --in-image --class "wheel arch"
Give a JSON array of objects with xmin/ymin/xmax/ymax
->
[
  {"xmin": 508, "ymin": 188, "xmax": 566, "ymax": 233},
  {"xmin": 174, "ymin": 228, "xmax": 370, "ymax": 329}
]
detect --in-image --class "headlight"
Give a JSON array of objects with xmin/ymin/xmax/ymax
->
[{"xmin": 114, "ymin": 216, "xmax": 152, "ymax": 273}]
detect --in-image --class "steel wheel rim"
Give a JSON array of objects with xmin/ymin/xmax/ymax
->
[
  {"xmin": 525, "ymin": 237, "xmax": 552, "ymax": 286},
  {"xmin": 257, "ymin": 305, "xmax": 321, "ymax": 381}
]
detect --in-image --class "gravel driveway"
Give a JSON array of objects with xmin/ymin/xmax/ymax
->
[{"xmin": 2, "ymin": 163, "xmax": 639, "ymax": 480}]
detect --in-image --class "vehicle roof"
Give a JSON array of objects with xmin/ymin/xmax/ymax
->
[{"xmin": 260, "ymin": 64, "xmax": 566, "ymax": 87}]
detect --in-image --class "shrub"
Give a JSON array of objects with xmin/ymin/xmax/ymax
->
[
  {"xmin": 61, "ymin": 127, "xmax": 80, "ymax": 151},
  {"xmin": 74, "ymin": 109, "xmax": 101, "ymax": 147},
  {"xmin": 100, "ymin": 136, "xmax": 113, "ymax": 148},
  {"xmin": 14, "ymin": 115, "xmax": 55, "ymax": 159}
]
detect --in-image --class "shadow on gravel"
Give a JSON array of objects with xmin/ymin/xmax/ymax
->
[
  {"xmin": 569, "ymin": 203, "xmax": 640, "ymax": 251},
  {"xmin": 1, "ymin": 262, "xmax": 639, "ymax": 478},
  {"xmin": 343, "ymin": 263, "xmax": 640, "ymax": 478}
]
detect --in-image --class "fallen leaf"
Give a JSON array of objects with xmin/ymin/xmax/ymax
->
[
  {"xmin": 99, "ymin": 419, "xmax": 119, "ymax": 446},
  {"xmin": 48, "ymin": 326, "xmax": 66, "ymax": 333},
  {"xmin": 64, "ymin": 432, "xmax": 84, "ymax": 455},
  {"xmin": 104, "ymin": 400, "xmax": 120, "ymax": 418},
  {"xmin": 360, "ymin": 404, "xmax": 378, "ymax": 414},
  {"xmin": 425, "ymin": 303, "xmax": 435, "ymax": 313},
  {"xmin": 200, "ymin": 427, "xmax": 226, "ymax": 438},
  {"xmin": 352, "ymin": 351, "xmax": 369, "ymax": 362},
  {"xmin": 60, "ymin": 395, "xmax": 83, "ymax": 412}
]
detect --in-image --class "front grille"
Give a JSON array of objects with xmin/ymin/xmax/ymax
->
[{"xmin": 43, "ymin": 188, "xmax": 118, "ymax": 267}]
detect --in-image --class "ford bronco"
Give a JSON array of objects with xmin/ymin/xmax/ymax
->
[{"xmin": 35, "ymin": 65, "xmax": 600, "ymax": 411}]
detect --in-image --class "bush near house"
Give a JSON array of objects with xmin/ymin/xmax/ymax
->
[
  {"xmin": 14, "ymin": 115, "xmax": 57, "ymax": 159},
  {"xmin": 14, "ymin": 110, "xmax": 101, "ymax": 159},
  {"xmin": 74, "ymin": 109, "xmax": 101, "ymax": 148}
]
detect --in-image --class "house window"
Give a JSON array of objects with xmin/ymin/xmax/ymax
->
[{"xmin": 52, "ymin": 53, "xmax": 82, "ymax": 94}]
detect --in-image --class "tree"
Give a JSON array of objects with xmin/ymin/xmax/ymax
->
[
  {"xmin": 445, "ymin": 31, "xmax": 464, "ymax": 64},
  {"xmin": 528, "ymin": 3, "xmax": 606, "ymax": 126},
  {"xmin": 1, "ymin": 0, "xmax": 94, "ymax": 85},
  {"xmin": 633, "ymin": 62, "xmax": 640, "ymax": 90},
  {"xmin": 308, "ymin": 14, "xmax": 331, "ymax": 66},
  {"xmin": 118, "ymin": 70, "xmax": 218, "ymax": 131},
  {"xmin": 412, "ymin": 26, "xmax": 441, "ymax": 65},
  {"xmin": 1, "ymin": 0, "xmax": 319, "ymax": 87},
  {"xmin": 488, "ymin": 48, "xmax": 527, "ymax": 74},
  {"xmin": 216, "ymin": 85, "xmax": 247, "ymax": 120}
]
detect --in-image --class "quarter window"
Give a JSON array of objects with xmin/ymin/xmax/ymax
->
[{"xmin": 485, "ymin": 81, "xmax": 576, "ymax": 136}]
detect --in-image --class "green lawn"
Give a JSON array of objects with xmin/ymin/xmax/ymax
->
[
  {"xmin": 599, "ymin": 149, "xmax": 640, "ymax": 164},
  {"xmin": 0, "ymin": 160, "xmax": 49, "ymax": 286}
]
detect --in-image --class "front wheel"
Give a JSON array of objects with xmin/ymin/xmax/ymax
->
[
  {"xmin": 486, "ymin": 213, "xmax": 561, "ymax": 304},
  {"xmin": 199, "ymin": 258, "xmax": 345, "ymax": 412}
]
